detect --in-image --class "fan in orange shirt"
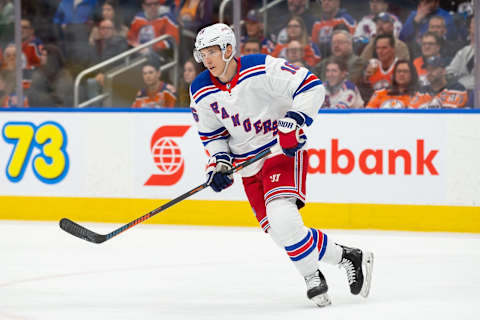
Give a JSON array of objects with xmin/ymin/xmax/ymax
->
[
  {"xmin": 366, "ymin": 59, "xmax": 419, "ymax": 109},
  {"xmin": 410, "ymin": 56, "xmax": 468, "ymax": 109},
  {"xmin": 413, "ymin": 32, "xmax": 441, "ymax": 86},
  {"xmin": 364, "ymin": 34, "xmax": 398, "ymax": 91},
  {"xmin": 132, "ymin": 61, "xmax": 176, "ymax": 108},
  {"xmin": 311, "ymin": 0, "xmax": 356, "ymax": 58},
  {"xmin": 127, "ymin": 0, "xmax": 179, "ymax": 53}
]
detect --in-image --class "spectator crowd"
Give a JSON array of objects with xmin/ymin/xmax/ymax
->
[{"xmin": 0, "ymin": 0, "xmax": 476, "ymax": 109}]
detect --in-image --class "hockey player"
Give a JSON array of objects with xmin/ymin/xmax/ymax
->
[{"xmin": 189, "ymin": 23, "xmax": 373, "ymax": 307}]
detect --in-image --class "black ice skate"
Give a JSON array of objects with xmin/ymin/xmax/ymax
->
[
  {"xmin": 339, "ymin": 245, "xmax": 374, "ymax": 297},
  {"xmin": 304, "ymin": 269, "xmax": 331, "ymax": 307}
]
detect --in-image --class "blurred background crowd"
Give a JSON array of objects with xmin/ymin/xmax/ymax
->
[{"xmin": 0, "ymin": 0, "xmax": 476, "ymax": 109}]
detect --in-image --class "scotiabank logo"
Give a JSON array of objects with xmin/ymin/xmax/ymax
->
[
  {"xmin": 307, "ymin": 139, "xmax": 439, "ymax": 175},
  {"xmin": 145, "ymin": 125, "xmax": 191, "ymax": 186}
]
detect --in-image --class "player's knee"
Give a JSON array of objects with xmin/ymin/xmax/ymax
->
[{"xmin": 266, "ymin": 197, "xmax": 305, "ymax": 245}]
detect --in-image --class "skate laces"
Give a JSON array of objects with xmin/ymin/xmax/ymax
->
[
  {"xmin": 340, "ymin": 258, "xmax": 356, "ymax": 285},
  {"xmin": 305, "ymin": 271, "xmax": 321, "ymax": 289}
]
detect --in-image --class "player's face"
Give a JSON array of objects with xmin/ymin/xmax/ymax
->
[
  {"xmin": 394, "ymin": 63, "xmax": 412, "ymax": 87},
  {"xmin": 325, "ymin": 63, "xmax": 344, "ymax": 86},
  {"xmin": 369, "ymin": 0, "xmax": 387, "ymax": 14},
  {"xmin": 142, "ymin": 65, "xmax": 160, "ymax": 86},
  {"xmin": 199, "ymin": 46, "xmax": 224, "ymax": 77}
]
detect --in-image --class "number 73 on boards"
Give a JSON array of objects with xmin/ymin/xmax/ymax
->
[{"xmin": 2, "ymin": 121, "xmax": 69, "ymax": 184}]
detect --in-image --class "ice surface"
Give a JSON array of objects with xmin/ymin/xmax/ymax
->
[{"xmin": 0, "ymin": 221, "xmax": 479, "ymax": 320}]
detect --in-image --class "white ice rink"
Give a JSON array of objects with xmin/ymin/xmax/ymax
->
[{"xmin": 1, "ymin": 220, "xmax": 479, "ymax": 320}]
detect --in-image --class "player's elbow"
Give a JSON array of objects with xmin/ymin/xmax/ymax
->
[{"xmin": 313, "ymin": 85, "xmax": 326, "ymax": 108}]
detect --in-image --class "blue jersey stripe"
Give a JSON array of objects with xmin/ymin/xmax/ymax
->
[
  {"xmin": 202, "ymin": 135, "xmax": 229, "ymax": 146},
  {"xmin": 238, "ymin": 71, "xmax": 266, "ymax": 85},
  {"xmin": 231, "ymin": 139, "xmax": 277, "ymax": 158},
  {"xmin": 293, "ymin": 80, "xmax": 322, "ymax": 99},
  {"xmin": 198, "ymin": 127, "xmax": 227, "ymax": 137},
  {"xmin": 239, "ymin": 54, "xmax": 267, "ymax": 72},
  {"xmin": 300, "ymin": 111, "xmax": 313, "ymax": 126},
  {"xmin": 194, "ymin": 89, "xmax": 221, "ymax": 104},
  {"xmin": 293, "ymin": 72, "xmax": 312, "ymax": 98}
]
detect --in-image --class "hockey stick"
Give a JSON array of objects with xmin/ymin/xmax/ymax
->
[{"xmin": 59, "ymin": 148, "xmax": 272, "ymax": 244}]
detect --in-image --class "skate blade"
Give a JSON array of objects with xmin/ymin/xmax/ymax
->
[
  {"xmin": 310, "ymin": 293, "xmax": 332, "ymax": 307},
  {"xmin": 360, "ymin": 251, "xmax": 374, "ymax": 298}
]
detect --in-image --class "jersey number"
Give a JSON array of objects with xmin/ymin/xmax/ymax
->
[{"xmin": 281, "ymin": 62, "xmax": 300, "ymax": 75}]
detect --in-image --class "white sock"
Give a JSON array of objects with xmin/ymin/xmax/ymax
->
[
  {"xmin": 308, "ymin": 228, "xmax": 343, "ymax": 265},
  {"xmin": 266, "ymin": 198, "xmax": 319, "ymax": 277},
  {"xmin": 321, "ymin": 240, "xmax": 343, "ymax": 265}
]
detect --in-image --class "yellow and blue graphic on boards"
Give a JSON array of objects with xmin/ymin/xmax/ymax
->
[{"xmin": 2, "ymin": 121, "xmax": 69, "ymax": 184}]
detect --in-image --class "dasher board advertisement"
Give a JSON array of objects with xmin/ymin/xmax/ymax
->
[{"xmin": 0, "ymin": 110, "xmax": 479, "ymax": 232}]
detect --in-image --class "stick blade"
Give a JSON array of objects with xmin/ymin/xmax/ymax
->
[{"xmin": 59, "ymin": 218, "xmax": 107, "ymax": 244}]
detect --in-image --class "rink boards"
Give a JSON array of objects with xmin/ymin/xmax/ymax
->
[{"xmin": 0, "ymin": 109, "xmax": 479, "ymax": 232}]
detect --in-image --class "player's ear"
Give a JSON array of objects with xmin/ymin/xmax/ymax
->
[{"xmin": 225, "ymin": 44, "xmax": 233, "ymax": 58}]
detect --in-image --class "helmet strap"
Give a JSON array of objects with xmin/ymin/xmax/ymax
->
[{"xmin": 219, "ymin": 46, "xmax": 236, "ymax": 79}]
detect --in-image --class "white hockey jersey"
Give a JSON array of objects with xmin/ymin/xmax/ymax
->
[
  {"xmin": 322, "ymin": 80, "xmax": 364, "ymax": 109},
  {"xmin": 189, "ymin": 54, "xmax": 325, "ymax": 177},
  {"xmin": 354, "ymin": 14, "xmax": 402, "ymax": 41}
]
